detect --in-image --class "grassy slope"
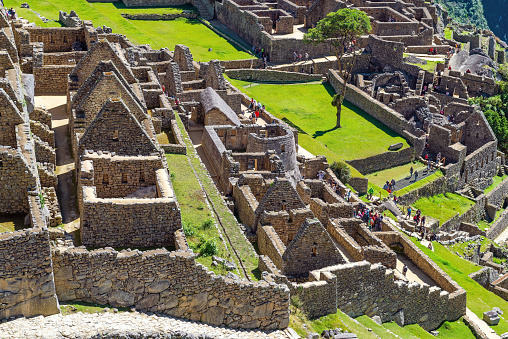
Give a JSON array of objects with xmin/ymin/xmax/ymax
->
[
  {"xmin": 228, "ymin": 80, "xmax": 408, "ymax": 161},
  {"xmin": 484, "ymin": 175, "xmax": 507, "ymax": 194},
  {"xmin": 173, "ymin": 114, "xmax": 259, "ymax": 280},
  {"xmin": 5, "ymin": 0, "xmax": 251, "ymax": 61},
  {"xmin": 447, "ymin": 236, "xmax": 497, "ymax": 257},
  {"xmin": 367, "ymin": 161, "xmax": 426, "ymax": 187},
  {"xmin": 410, "ymin": 237, "xmax": 508, "ymax": 335},
  {"xmin": 412, "ymin": 193, "xmax": 474, "ymax": 223}
]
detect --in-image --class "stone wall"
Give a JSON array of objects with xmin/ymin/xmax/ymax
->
[
  {"xmin": 485, "ymin": 176, "xmax": 508, "ymax": 209},
  {"xmin": 52, "ymin": 246, "xmax": 290, "ymax": 330},
  {"xmin": 486, "ymin": 208, "xmax": 508, "ymax": 240},
  {"xmin": 225, "ymin": 69, "xmax": 323, "ymax": 83},
  {"xmin": 397, "ymin": 175, "xmax": 448, "ymax": 206},
  {"xmin": 34, "ymin": 65, "xmax": 75, "ymax": 93},
  {"xmin": 120, "ymin": 13, "xmax": 198, "ymax": 20},
  {"xmin": 440, "ymin": 195, "xmax": 485, "ymax": 231},
  {"xmin": 26, "ymin": 27, "xmax": 86, "ymax": 53},
  {"xmin": 0, "ymin": 228, "xmax": 60, "ymax": 319},
  {"xmin": 347, "ymin": 147, "xmax": 413, "ymax": 175},
  {"xmin": 0, "ymin": 148, "xmax": 37, "ymax": 214}
]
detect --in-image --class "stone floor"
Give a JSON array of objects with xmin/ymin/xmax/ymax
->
[
  {"xmin": 0, "ymin": 311, "xmax": 297, "ymax": 339},
  {"xmin": 392, "ymin": 168, "xmax": 436, "ymax": 191}
]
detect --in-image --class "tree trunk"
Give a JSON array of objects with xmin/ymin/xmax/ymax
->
[{"xmin": 336, "ymin": 104, "xmax": 342, "ymax": 128}]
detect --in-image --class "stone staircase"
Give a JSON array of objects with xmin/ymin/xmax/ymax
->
[
  {"xmin": 498, "ymin": 164, "xmax": 508, "ymax": 176},
  {"xmin": 192, "ymin": 0, "xmax": 214, "ymax": 20},
  {"xmin": 382, "ymin": 200, "xmax": 403, "ymax": 217},
  {"xmin": 415, "ymin": 70, "xmax": 425, "ymax": 96}
]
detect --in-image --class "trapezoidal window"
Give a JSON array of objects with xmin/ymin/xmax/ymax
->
[
  {"xmin": 103, "ymin": 174, "xmax": 109, "ymax": 184},
  {"xmin": 139, "ymin": 171, "xmax": 145, "ymax": 183},
  {"xmin": 112, "ymin": 129, "xmax": 119, "ymax": 141},
  {"xmin": 122, "ymin": 173, "xmax": 127, "ymax": 184},
  {"xmin": 281, "ymin": 145, "xmax": 286, "ymax": 152},
  {"xmin": 311, "ymin": 242, "xmax": 318, "ymax": 257},
  {"xmin": 0, "ymin": 160, "xmax": 3, "ymax": 168}
]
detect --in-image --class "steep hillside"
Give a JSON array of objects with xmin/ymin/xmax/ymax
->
[{"xmin": 482, "ymin": 0, "xmax": 508, "ymax": 41}]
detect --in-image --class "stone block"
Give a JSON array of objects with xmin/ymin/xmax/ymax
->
[
  {"xmin": 483, "ymin": 310, "xmax": 500, "ymax": 325},
  {"xmin": 109, "ymin": 290, "xmax": 135, "ymax": 308}
]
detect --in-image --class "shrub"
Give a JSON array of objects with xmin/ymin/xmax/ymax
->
[
  {"xmin": 183, "ymin": 224, "xmax": 195, "ymax": 237},
  {"xmin": 202, "ymin": 218, "xmax": 214, "ymax": 229},
  {"xmin": 199, "ymin": 238, "xmax": 218, "ymax": 256},
  {"xmin": 330, "ymin": 161, "xmax": 351, "ymax": 184}
]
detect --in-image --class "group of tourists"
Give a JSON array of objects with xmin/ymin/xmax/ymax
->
[
  {"xmin": 354, "ymin": 203, "xmax": 384, "ymax": 231},
  {"xmin": 248, "ymin": 98, "xmax": 265, "ymax": 123},
  {"xmin": 5, "ymin": 7, "xmax": 16, "ymax": 20},
  {"xmin": 293, "ymin": 51, "xmax": 309, "ymax": 63},
  {"xmin": 382, "ymin": 178, "xmax": 397, "ymax": 193}
]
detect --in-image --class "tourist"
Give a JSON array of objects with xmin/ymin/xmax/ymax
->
[
  {"xmin": 368, "ymin": 186, "xmax": 374, "ymax": 200},
  {"xmin": 317, "ymin": 170, "xmax": 325, "ymax": 180},
  {"xmin": 391, "ymin": 178, "xmax": 396, "ymax": 188},
  {"xmin": 407, "ymin": 206, "xmax": 412, "ymax": 219},
  {"xmin": 414, "ymin": 170, "xmax": 418, "ymax": 182},
  {"xmin": 421, "ymin": 215, "xmax": 426, "ymax": 227},
  {"xmin": 310, "ymin": 65, "xmax": 314, "ymax": 74},
  {"xmin": 293, "ymin": 51, "xmax": 298, "ymax": 62},
  {"xmin": 428, "ymin": 242, "xmax": 433, "ymax": 250},
  {"xmin": 299, "ymin": 53, "xmax": 303, "ymax": 61},
  {"xmin": 305, "ymin": 52, "xmax": 309, "ymax": 61},
  {"xmin": 403, "ymin": 264, "xmax": 408, "ymax": 276},
  {"xmin": 409, "ymin": 166, "xmax": 413, "ymax": 178},
  {"xmin": 466, "ymin": 69, "xmax": 471, "ymax": 74}
]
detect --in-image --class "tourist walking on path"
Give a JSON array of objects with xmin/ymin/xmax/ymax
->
[
  {"xmin": 414, "ymin": 170, "xmax": 418, "ymax": 182},
  {"xmin": 407, "ymin": 206, "xmax": 412, "ymax": 219},
  {"xmin": 409, "ymin": 166, "xmax": 413, "ymax": 178},
  {"xmin": 403, "ymin": 264, "xmax": 408, "ymax": 276},
  {"xmin": 368, "ymin": 186, "xmax": 374, "ymax": 200}
]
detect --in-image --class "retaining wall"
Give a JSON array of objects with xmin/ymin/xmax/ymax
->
[
  {"xmin": 52, "ymin": 246, "xmax": 290, "ymax": 330},
  {"xmin": 347, "ymin": 147, "xmax": 413, "ymax": 175},
  {"xmin": 225, "ymin": 69, "xmax": 322, "ymax": 83}
]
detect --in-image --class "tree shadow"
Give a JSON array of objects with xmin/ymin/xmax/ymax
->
[{"xmin": 313, "ymin": 125, "xmax": 339, "ymax": 138}]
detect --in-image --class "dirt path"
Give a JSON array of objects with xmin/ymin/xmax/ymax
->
[
  {"xmin": 34, "ymin": 94, "xmax": 80, "ymax": 239},
  {"xmin": 395, "ymin": 252, "xmax": 437, "ymax": 286}
]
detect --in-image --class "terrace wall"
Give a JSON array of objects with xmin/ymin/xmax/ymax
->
[{"xmin": 52, "ymin": 246, "xmax": 290, "ymax": 330}]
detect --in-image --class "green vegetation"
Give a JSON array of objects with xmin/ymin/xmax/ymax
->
[
  {"xmin": 406, "ymin": 60, "xmax": 443, "ymax": 73},
  {"xmin": 172, "ymin": 114, "xmax": 259, "ymax": 280},
  {"xmin": 434, "ymin": 0, "xmax": 488, "ymax": 29},
  {"xmin": 392, "ymin": 170, "xmax": 443, "ymax": 196},
  {"xmin": 0, "ymin": 214, "xmax": 26, "ymax": 233},
  {"xmin": 60, "ymin": 301, "xmax": 129, "ymax": 315},
  {"xmin": 367, "ymin": 161, "xmax": 425, "ymax": 187},
  {"xmin": 330, "ymin": 161, "xmax": 351, "ymax": 184},
  {"xmin": 484, "ymin": 174, "xmax": 507, "ymax": 194},
  {"xmin": 5, "ymin": 0, "xmax": 251, "ymax": 61},
  {"xmin": 227, "ymin": 78, "xmax": 408, "ymax": 177},
  {"xmin": 409, "ymin": 237, "xmax": 508, "ymax": 335},
  {"xmin": 444, "ymin": 27, "xmax": 453, "ymax": 40},
  {"xmin": 412, "ymin": 193, "xmax": 475, "ymax": 223}
]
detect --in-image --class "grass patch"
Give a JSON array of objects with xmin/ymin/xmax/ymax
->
[
  {"xmin": 290, "ymin": 305, "xmax": 378, "ymax": 339},
  {"xmin": 383, "ymin": 322, "xmax": 434, "ymax": 338},
  {"xmin": 412, "ymin": 193, "xmax": 475, "ymax": 224},
  {"xmin": 367, "ymin": 161, "xmax": 425, "ymax": 187},
  {"xmin": 409, "ymin": 237, "xmax": 508, "ymax": 335},
  {"xmin": 60, "ymin": 301, "xmax": 129, "ymax": 315},
  {"xmin": 0, "ymin": 214, "xmax": 26, "ymax": 233},
  {"xmin": 444, "ymin": 27, "xmax": 453, "ymax": 40},
  {"xmin": 484, "ymin": 175, "xmax": 507, "ymax": 194},
  {"xmin": 6, "ymin": 0, "xmax": 251, "ymax": 61},
  {"xmin": 447, "ymin": 236, "xmax": 496, "ymax": 257},
  {"xmin": 477, "ymin": 207, "xmax": 505, "ymax": 231},
  {"xmin": 407, "ymin": 60, "xmax": 444, "ymax": 73},
  {"xmin": 227, "ymin": 79, "xmax": 409, "ymax": 162},
  {"xmin": 173, "ymin": 114, "xmax": 259, "ymax": 280},
  {"xmin": 393, "ymin": 170, "xmax": 443, "ymax": 196}
]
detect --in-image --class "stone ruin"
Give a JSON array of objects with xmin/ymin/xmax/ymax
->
[{"xmin": 0, "ymin": 0, "xmax": 506, "ymax": 334}]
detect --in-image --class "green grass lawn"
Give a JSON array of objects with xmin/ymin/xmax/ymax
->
[
  {"xmin": 410, "ymin": 237, "xmax": 508, "ymax": 335},
  {"xmin": 5, "ymin": 0, "xmax": 251, "ymax": 61},
  {"xmin": 444, "ymin": 27, "xmax": 453, "ymax": 40},
  {"xmin": 60, "ymin": 301, "xmax": 129, "ymax": 315},
  {"xmin": 406, "ymin": 60, "xmax": 443, "ymax": 73},
  {"xmin": 484, "ymin": 175, "xmax": 507, "ymax": 194},
  {"xmin": 227, "ymin": 79, "xmax": 409, "ymax": 167},
  {"xmin": 411, "ymin": 193, "xmax": 474, "ymax": 223},
  {"xmin": 0, "ymin": 214, "xmax": 26, "ymax": 233},
  {"xmin": 367, "ymin": 161, "xmax": 426, "ymax": 187}
]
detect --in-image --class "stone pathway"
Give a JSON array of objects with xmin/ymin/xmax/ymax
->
[
  {"xmin": 391, "ymin": 168, "xmax": 436, "ymax": 191},
  {"xmin": 466, "ymin": 308, "xmax": 500, "ymax": 339},
  {"xmin": 0, "ymin": 312, "xmax": 295, "ymax": 339}
]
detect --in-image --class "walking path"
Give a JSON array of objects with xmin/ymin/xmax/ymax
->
[
  {"xmin": 391, "ymin": 168, "xmax": 436, "ymax": 191},
  {"xmin": 0, "ymin": 311, "xmax": 295, "ymax": 339},
  {"xmin": 466, "ymin": 308, "xmax": 500, "ymax": 339},
  {"xmin": 34, "ymin": 94, "xmax": 80, "ymax": 237}
]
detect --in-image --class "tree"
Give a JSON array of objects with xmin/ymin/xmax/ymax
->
[{"xmin": 304, "ymin": 8, "xmax": 371, "ymax": 128}]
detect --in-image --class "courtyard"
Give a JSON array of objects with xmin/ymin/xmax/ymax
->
[{"xmin": 227, "ymin": 79, "xmax": 409, "ymax": 169}]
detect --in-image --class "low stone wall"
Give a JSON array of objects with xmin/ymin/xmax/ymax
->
[
  {"xmin": 220, "ymin": 59, "xmax": 263, "ymax": 70},
  {"xmin": 459, "ymin": 222, "xmax": 486, "ymax": 237},
  {"xmin": 486, "ymin": 208, "xmax": 508, "ymax": 240},
  {"xmin": 396, "ymin": 176, "xmax": 447, "ymax": 206},
  {"xmin": 349, "ymin": 177, "xmax": 368, "ymax": 195},
  {"xmin": 485, "ymin": 176, "xmax": 508, "ymax": 209},
  {"xmin": 120, "ymin": 13, "xmax": 198, "ymax": 20},
  {"xmin": 225, "ymin": 69, "xmax": 322, "ymax": 83},
  {"xmin": 52, "ymin": 246, "xmax": 290, "ymax": 330},
  {"xmin": 347, "ymin": 147, "xmax": 413, "ymax": 175},
  {"xmin": 34, "ymin": 65, "xmax": 75, "ymax": 93},
  {"xmin": 0, "ymin": 228, "xmax": 60, "ymax": 319}
]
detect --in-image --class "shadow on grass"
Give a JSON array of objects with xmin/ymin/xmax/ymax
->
[
  {"xmin": 323, "ymin": 82, "xmax": 405, "ymax": 140},
  {"xmin": 312, "ymin": 125, "xmax": 339, "ymax": 138}
]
